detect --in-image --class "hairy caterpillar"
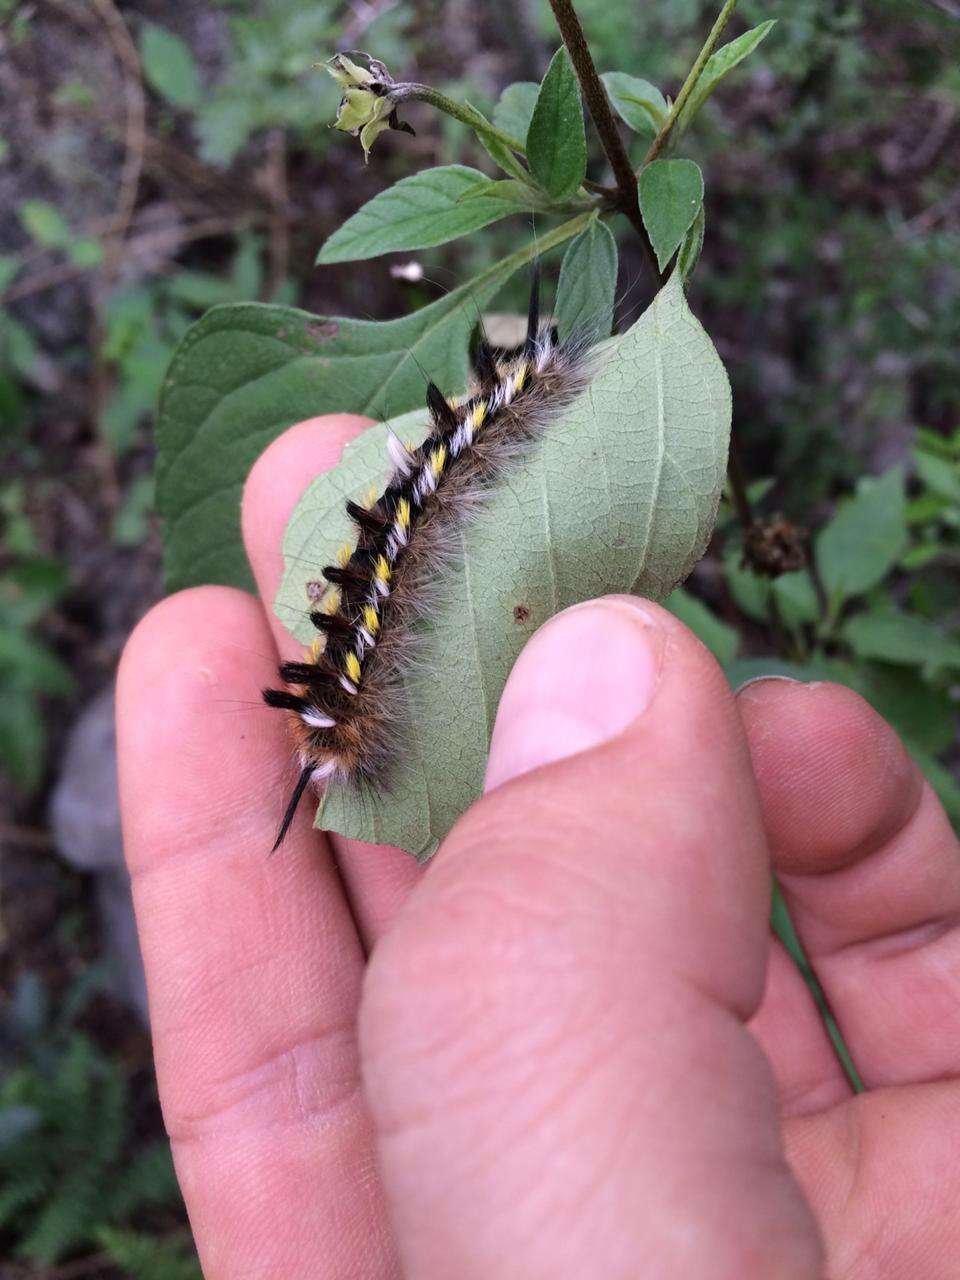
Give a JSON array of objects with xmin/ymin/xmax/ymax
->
[{"xmin": 264, "ymin": 270, "xmax": 594, "ymax": 849}]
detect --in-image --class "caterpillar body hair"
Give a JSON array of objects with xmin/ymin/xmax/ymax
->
[{"xmin": 264, "ymin": 269, "xmax": 594, "ymax": 850}]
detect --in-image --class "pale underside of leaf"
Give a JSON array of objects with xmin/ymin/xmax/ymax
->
[
  {"xmin": 274, "ymin": 272, "xmax": 731, "ymax": 859},
  {"xmin": 157, "ymin": 214, "xmax": 592, "ymax": 592}
]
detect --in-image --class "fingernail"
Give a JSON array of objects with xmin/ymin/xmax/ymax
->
[
  {"xmin": 735, "ymin": 674, "xmax": 804, "ymax": 695},
  {"xmin": 484, "ymin": 599, "xmax": 665, "ymax": 792}
]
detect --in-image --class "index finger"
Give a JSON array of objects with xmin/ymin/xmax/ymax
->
[{"xmin": 117, "ymin": 585, "xmax": 397, "ymax": 1277}]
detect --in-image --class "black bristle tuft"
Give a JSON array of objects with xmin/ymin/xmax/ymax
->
[
  {"xmin": 472, "ymin": 335, "xmax": 499, "ymax": 388},
  {"xmin": 271, "ymin": 763, "xmax": 316, "ymax": 853},
  {"xmin": 323, "ymin": 563, "xmax": 370, "ymax": 591},
  {"xmin": 426, "ymin": 381, "xmax": 458, "ymax": 432},
  {"xmin": 524, "ymin": 262, "xmax": 541, "ymax": 358},
  {"xmin": 346, "ymin": 499, "xmax": 390, "ymax": 538},
  {"xmin": 262, "ymin": 688, "xmax": 307, "ymax": 714},
  {"xmin": 309, "ymin": 610, "xmax": 354, "ymax": 639},
  {"xmin": 279, "ymin": 660, "xmax": 338, "ymax": 687}
]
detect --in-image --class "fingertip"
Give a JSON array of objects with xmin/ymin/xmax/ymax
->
[
  {"xmin": 736, "ymin": 679, "xmax": 924, "ymax": 873},
  {"xmin": 118, "ymin": 585, "xmax": 264, "ymax": 710},
  {"xmin": 484, "ymin": 595, "xmax": 667, "ymax": 792}
]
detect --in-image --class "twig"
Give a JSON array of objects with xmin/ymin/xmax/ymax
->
[
  {"xmin": 643, "ymin": 0, "xmax": 739, "ymax": 165},
  {"xmin": 725, "ymin": 431, "xmax": 755, "ymax": 532},
  {"xmin": 546, "ymin": 0, "xmax": 663, "ymax": 284},
  {"xmin": 264, "ymin": 129, "xmax": 290, "ymax": 300}
]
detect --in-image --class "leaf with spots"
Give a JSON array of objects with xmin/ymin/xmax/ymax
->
[{"xmin": 274, "ymin": 272, "xmax": 731, "ymax": 859}]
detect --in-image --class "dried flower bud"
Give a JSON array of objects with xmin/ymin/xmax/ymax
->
[
  {"xmin": 742, "ymin": 517, "xmax": 809, "ymax": 577},
  {"xmin": 322, "ymin": 53, "xmax": 414, "ymax": 162}
]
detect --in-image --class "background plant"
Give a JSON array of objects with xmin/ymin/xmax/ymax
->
[{"xmin": 1, "ymin": 0, "xmax": 958, "ymax": 1271}]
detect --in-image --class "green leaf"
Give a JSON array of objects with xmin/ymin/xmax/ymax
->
[
  {"xmin": 601, "ymin": 72, "xmax": 667, "ymax": 136},
  {"xmin": 0, "ymin": 690, "xmax": 45, "ymax": 791},
  {"xmin": 0, "ymin": 628, "xmax": 73, "ymax": 695},
  {"xmin": 67, "ymin": 237, "xmax": 103, "ymax": 268},
  {"xmin": 677, "ymin": 204, "xmax": 705, "ymax": 281},
  {"xmin": 492, "ymin": 81, "xmax": 539, "ymax": 145},
  {"xmin": 139, "ymin": 24, "xmax": 201, "ymax": 109},
  {"xmin": 555, "ymin": 218, "xmax": 618, "ymax": 344},
  {"xmin": 852, "ymin": 661, "xmax": 956, "ymax": 757},
  {"xmin": 0, "ymin": 255, "xmax": 19, "ymax": 292},
  {"xmin": 914, "ymin": 448, "xmax": 960, "ymax": 505},
  {"xmin": 157, "ymin": 214, "xmax": 593, "ymax": 592},
  {"xmin": 815, "ymin": 468, "xmax": 906, "ymax": 608},
  {"xmin": 275, "ymin": 271, "xmax": 731, "ymax": 858},
  {"xmin": 723, "ymin": 547, "xmax": 819, "ymax": 629},
  {"xmin": 841, "ymin": 607, "xmax": 960, "ymax": 672},
  {"xmin": 676, "ymin": 20, "xmax": 777, "ymax": 136},
  {"xmin": 317, "ymin": 166, "xmax": 526, "ymax": 265},
  {"xmin": 459, "ymin": 101, "xmax": 528, "ymax": 181},
  {"xmin": 18, "ymin": 200, "xmax": 71, "ymax": 249},
  {"xmin": 456, "ymin": 177, "xmax": 545, "ymax": 211},
  {"xmin": 527, "ymin": 48, "xmax": 587, "ymax": 200},
  {"xmin": 666, "ymin": 586, "xmax": 739, "ymax": 664},
  {"xmin": 638, "ymin": 159, "xmax": 704, "ymax": 271},
  {"xmin": 113, "ymin": 475, "xmax": 154, "ymax": 547}
]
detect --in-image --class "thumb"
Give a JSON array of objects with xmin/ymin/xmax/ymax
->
[{"xmin": 360, "ymin": 597, "xmax": 823, "ymax": 1280}]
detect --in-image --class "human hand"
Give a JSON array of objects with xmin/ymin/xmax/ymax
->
[{"xmin": 117, "ymin": 414, "xmax": 960, "ymax": 1278}]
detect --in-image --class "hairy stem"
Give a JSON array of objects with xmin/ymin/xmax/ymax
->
[
  {"xmin": 546, "ymin": 0, "xmax": 664, "ymax": 283},
  {"xmin": 394, "ymin": 83, "xmax": 526, "ymax": 155},
  {"xmin": 643, "ymin": 0, "xmax": 739, "ymax": 164}
]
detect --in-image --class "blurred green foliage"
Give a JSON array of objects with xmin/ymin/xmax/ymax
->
[
  {"xmin": 1, "ymin": 0, "xmax": 958, "ymax": 1269},
  {"xmin": 0, "ymin": 969, "xmax": 200, "ymax": 1276}
]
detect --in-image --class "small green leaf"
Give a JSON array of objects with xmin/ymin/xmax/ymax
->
[
  {"xmin": 527, "ymin": 48, "xmax": 586, "ymax": 200},
  {"xmin": 852, "ymin": 662, "xmax": 956, "ymax": 757},
  {"xmin": 139, "ymin": 24, "xmax": 201, "ymax": 109},
  {"xmin": 275, "ymin": 272, "xmax": 731, "ymax": 858},
  {"xmin": 317, "ymin": 166, "xmax": 525, "ymax": 265},
  {"xmin": 677, "ymin": 204, "xmax": 705, "ymax": 281},
  {"xmin": 666, "ymin": 586, "xmax": 739, "ymax": 664},
  {"xmin": 493, "ymin": 81, "xmax": 539, "ymax": 145},
  {"xmin": 914, "ymin": 448, "xmax": 960, "ymax": 505},
  {"xmin": 113, "ymin": 475, "xmax": 155, "ymax": 547},
  {"xmin": 460, "ymin": 101, "xmax": 528, "ymax": 180},
  {"xmin": 815, "ymin": 468, "xmax": 906, "ymax": 608},
  {"xmin": 0, "ymin": 256, "xmax": 19, "ymax": 292},
  {"xmin": 676, "ymin": 20, "xmax": 777, "ymax": 136},
  {"xmin": 723, "ymin": 548, "xmax": 818, "ymax": 629},
  {"xmin": 638, "ymin": 159, "xmax": 704, "ymax": 271},
  {"xmin": 773, "ymin": 569, "xmax": 819, "ymax": 625},
  {"xmin": 158, "ymin": 214, "xmax": 593, "ymax": 591},
  {"xmin": 555, "ymin": 218, "xmax": 618, "ymax": 343},
  {"xmin": 601, "ymin": 72, "xmax": 667, "ymax": 136},
  {"xmin": 67, "ymin": 237, "xmax": 103, "ymax": 268},
  {"xmin": 18, "ymin": 200, "xmax": 71, "ymax": 249},
  {"xmin": 0, "ymin": 691, "xmax": 46, "ymax": 791},
  {"xmin": 841, "ymin": 607, "xmax": 960, "ymax": 672}
]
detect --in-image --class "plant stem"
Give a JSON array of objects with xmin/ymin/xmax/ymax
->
[
  {"xmin": 546, "ymin": 0, "xmax": 664, "ymax": 284},
  {"xmin": 726, "ymin": 430, "xmax": 755, "ymax": 531},
  {"xmin": 394, "ymin": 83, "xmax": 527, "ymax": 156},
  {"xmin": 643, "ymin": 0, "xmax": 739, "ymax": 164}
]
